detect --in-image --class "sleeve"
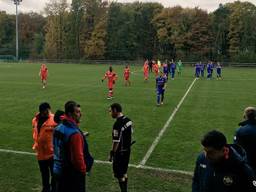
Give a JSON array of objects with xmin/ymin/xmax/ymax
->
[
  {"xmin": 69, "ymin": 133, "xmax": 86, "ymax": 174},
  {"xmin": 234, "ymin": 128, "xmax": 241, "ymax": 144},
  {"xmin": 32, "ymin": 118, "xmax": 38, "ymax": 150},
  {"xmin": 242, "ymin": 164, "xmax": 256, "ymax": 192},
  {"xmin": 192, "ymin": 155, "xmax": 201, "ymax": 192},
  {"xmin": 112, "ymin": 124, "xmax": 121, "ymax": 143}
]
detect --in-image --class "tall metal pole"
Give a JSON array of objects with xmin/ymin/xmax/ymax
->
[
  {"xmin": 16, "ymin": 2, "xmax": 18, "ymax": 61},
  {"xmin": 13, "ymin": 0, "xmax": 22, "ymax": 61}
]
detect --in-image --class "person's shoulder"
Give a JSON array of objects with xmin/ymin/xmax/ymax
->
[
  {"xmin": 237, "ymin": 123, "xmax": 256, "ymax": 135},
  {"xmin": 196, "ymin": 152, "xmax": 206, "ymax": 162},
  {"xmin": 123, "ymin": 116, "xmax": 132, "ymax": 123}
]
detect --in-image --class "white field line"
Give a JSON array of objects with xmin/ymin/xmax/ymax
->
[
  {"xmin": 139, "ymin": 78, "xmax": 198, "ymax": 166},
  {"xmin": 0, "ymin": 148, "xmax": 192, "ymax": 176}
]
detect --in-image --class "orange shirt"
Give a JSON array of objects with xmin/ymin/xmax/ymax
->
[
  {"xmin": 143, "ymin": 64, "xmax": 149, "ymax": 72},
  {"xmin": 32, "ymin": 113, "xmax": 57, "ymax": 160},
  {"xmin": 40, "ymin": 67, "xmax": 48, "ymax": 78},
  {"xmin": 124, "ymin": 68, "xmax": 130, "ymax": 77},
  {"xmin": 104, "ymin": 71, "xmax": 117, "ymax": 83}
]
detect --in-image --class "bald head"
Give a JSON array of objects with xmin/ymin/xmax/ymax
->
[{"xmin": 244, "ymin": 107, "xmax": 256, "ymax": 120}]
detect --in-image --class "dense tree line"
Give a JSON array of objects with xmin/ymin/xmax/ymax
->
[{"xmin": 0, "ymin": 0, "xmax": 256, "ymax": 62}]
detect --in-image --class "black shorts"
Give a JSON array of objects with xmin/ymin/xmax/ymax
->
[{"xmin": 113, "ymin": 150, "xmax": 130, "ymax": 178}]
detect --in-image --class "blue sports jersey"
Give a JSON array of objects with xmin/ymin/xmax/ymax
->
[
  {"xmin": 156, "ymin": 76, "xmax": 166, "ymax": 90},
  {"xmin": 163, "ymin": 64, "xmax": 168, "ymax": 73},
  {"xmin": 171, "ymin": 63, "xmax": 176, "ymax": 70}
]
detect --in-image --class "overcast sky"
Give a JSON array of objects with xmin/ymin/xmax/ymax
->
[{"xmin": 1, "ymin": 0, "xmax": 256, "ymax": 14}]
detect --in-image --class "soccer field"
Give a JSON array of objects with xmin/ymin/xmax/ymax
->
[{"xmin": 0, "ymin": 62, "xmax": 255, "ymax": 192}]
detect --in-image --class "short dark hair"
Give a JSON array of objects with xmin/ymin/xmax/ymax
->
[
  {"xmin": 111, "ymin": 103, "xmax": 122, "ymax": 113},
  {"xmin": 244, "ymin": 107, "xmax": 256, "ymax": 120},
  {"xmin": 39, "ymin": 102, "xmax": 51, "ymax": 113},
  {"xmin": 65, "ymin": 101, "xmax": 80, "ymax": 115},
  {"xmin": 201, "ymin": 130, "xmax": 227, "ymax": 150},
  {"xmin": 54, "ymin": 110, "xmax": 65, "ymax": 124}
]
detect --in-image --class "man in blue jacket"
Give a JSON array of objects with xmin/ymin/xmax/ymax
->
[
  {"xmin": 192, "ymin": 130, "xmax": 256, "ymax": 192},
  {"xmin": 234, "ymin": 107, "xmax": 256, "ymax": 172}
]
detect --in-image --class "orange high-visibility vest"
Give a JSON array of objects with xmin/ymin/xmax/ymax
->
[{"xmin": 32, "ymin": 113, "xmax": 56, "ymax": 160}]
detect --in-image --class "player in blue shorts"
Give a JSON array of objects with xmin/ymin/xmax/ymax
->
[
  {"xmin": 216, "ymin": 62, "xmax": 222, "ymax": 80},
  {"xmin": 195, "ymin": 62, "xmax": 201, "ymax": 78},
  {"xmin": 207, "ymin": 61, "xmax": 214, "ymax": 79},
  {"xmin": 170, "ymin": 60, "xmax": 176, "ymax": 80},
  {"xmin": 156, "ymin": 71, "xmax": 167, "ymax": 106},
  {"xmin": 200, "ymin": 62, "xmax": 205, "ymax": 77},
  {"xmin": 162, "ymin": 60, "xmax": 169, "ymax": 80}
]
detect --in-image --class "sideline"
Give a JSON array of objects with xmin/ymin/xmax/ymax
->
[
  {"xmin": 0, "ymin": 148, "xmax": 193, "ymax": 176},
  {"xmin": 139, "ymin": 78, "xmax": 198, "ymax": 166}
]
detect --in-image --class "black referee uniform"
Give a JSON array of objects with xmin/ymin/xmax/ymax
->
[{"xmin": 112, "ymin": 115, "xmax": 133, "ymax": 179}]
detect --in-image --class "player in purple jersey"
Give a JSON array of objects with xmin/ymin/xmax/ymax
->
[
  {"xmin": 195, "ymin": 62, "xmax": 201, "ymax": 78},
  {"xmin": 156, "ymin": 71, "xmax": 167, "ymax": 106},
  {"xmin": 162, "ymin": 61, "xmax": 169, "ymax": 80},
  {"xmin": 207, "ymin": 61, "xmax": 214, "ymax": 79},
  {"xmin": 216, "ymin": 62, "xmax": 222, "ymax": 80},
  {"xmin": 170, "ymin": 59, "xmax": 176, "ymax": 80},
  {"xmin": 200, "ymin": 62, "xmax": 206, "ymax": 77}
]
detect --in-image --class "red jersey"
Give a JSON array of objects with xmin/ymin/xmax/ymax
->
[
  {"xmin": 143, "ymin": 63, "xmax": 149, "ymax": 72},
  {"xmin": 124, "ymin": 68, "xmax": 130, "ymax": 78},
  {"xmin": 104, "ymin": 71, "xmax": 117, "ymax": 82},
  {"xmin": 153, "ymin": 63, "xmax": 159, "ymax": 72},
  {"xmin": 40, "ymin": 65, "xmax": 48, "ymax": 80}
]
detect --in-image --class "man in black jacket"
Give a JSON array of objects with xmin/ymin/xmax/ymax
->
[
  {"xmin": 192, "ymin": 130, "xmax": 256, "ymax": 192},
  {"xmin": 234, "ymin": 107, "xmax": 256, "ymax": 172}
]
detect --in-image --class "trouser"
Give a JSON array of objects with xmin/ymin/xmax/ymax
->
[
  {"xmin": 55, "ymin": 170, "xmax": 86, "ymax": 192},
  {"xmin": 38, "ymin": 158, "xmax": 55, "ymax": 192},
  {"xmin": 157, "ymin": 89, "xmax": 165, "ymax": 104},
  {"xmin": 201, "ymin": 70, "xmax": 204, "ymax": 77},
  {"xmin": 171, "ymin": 70, "xmax": 175, "ymax": 78},
  {"xmin": 113, "ymin": 151, "xmax": 131, "ymax": 192}
]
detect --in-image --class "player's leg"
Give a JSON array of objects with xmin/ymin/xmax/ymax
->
[
  {"xmin": 161, "ymin": 90, "xmax": 165, "ymax": 105},
  {"xmin": 38, "ymin": 160, "xmax": 51, "ymax": 192},
  {"xmin": 157, "ymin": 90, "xmax": 161, "ymax": 106}
]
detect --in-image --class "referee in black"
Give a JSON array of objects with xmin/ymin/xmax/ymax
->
[{"xmin": 109, "ymin": 103, "xmax": 133, "ymax": 192}]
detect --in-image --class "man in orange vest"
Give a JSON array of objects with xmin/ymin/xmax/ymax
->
[{"xmin": 32, "ymin": 102, "xmax": 57, "ymax": 192}]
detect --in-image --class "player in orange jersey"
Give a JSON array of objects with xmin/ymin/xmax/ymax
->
[
  {"xmin": 123, "ymin": 65, "xmax": 131, "ymax": 86},
  {"xmin": 102, "ymin": 66, "xmax": 118, "ymax": 99},
  {"xmin": 143, "ymin": 60, "xmax": 149, "ymax": 81},
  {"xmin": 153, "ymin": 61, "xmax": 159, "ymax": 77},
  {"xmin": 39, "ymin": 64, "xmax": 48, "ymax": 89}
]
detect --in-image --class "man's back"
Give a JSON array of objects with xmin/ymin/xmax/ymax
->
[
  {"xmin": 235, "ymin": 119, "xmax": 256, "ymax": 170},
  {"xmin": 193, "ymin": 145, "xmax": 256, "ymax": 192}
]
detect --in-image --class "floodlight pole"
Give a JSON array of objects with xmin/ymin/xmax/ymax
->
[{"xmin": 13, "ymin": 0, "xmax": 22, "ymax": 61}]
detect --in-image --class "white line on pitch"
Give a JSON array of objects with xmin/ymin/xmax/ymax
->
[
  {"xmin": 139, "ymin": 78, "xmax": 198, "ymax": 166},
  {"xmin": 0, "ymin": 148, "xmax": 193, "ymax": 176}
]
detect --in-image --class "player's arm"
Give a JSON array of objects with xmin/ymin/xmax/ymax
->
[
  {"xmin": 163, "ymin": 82, "xmax": 167, "ymax": 90},
  {"xmin": 102, "ymin": 74, "xmax": 107, "ymax": 82},
  {"xmin": 242, "ymin": 164, "xmax": 256, "ymax": 192},
  {"xmin": 109, "ymin": 127, "xmax": 120, "ymax": 161}
]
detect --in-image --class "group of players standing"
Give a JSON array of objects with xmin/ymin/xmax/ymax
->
[
  {"xmin": 101, "ymin": 59, "xmax": 184, "ymax": 106},
  {"xmin": 194, "ymin": 61, "xmax": 222, "ymax": 80},
  {"xmin": 39, "ymin": 59, "xmax": 222, "ymax": 106}
]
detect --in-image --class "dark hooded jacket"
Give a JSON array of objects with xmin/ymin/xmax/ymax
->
[
  {"xmin": 234, "ymin": 119, "xmax": 256, "ymax": 171},
  {"xmin": 192, "ymin": 144, "xmax": 256, "ymax": 192}
]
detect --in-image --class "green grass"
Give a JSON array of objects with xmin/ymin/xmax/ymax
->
[{"xmin": 0, "ymin": 62, "xmax": 255, "ymax": 191}]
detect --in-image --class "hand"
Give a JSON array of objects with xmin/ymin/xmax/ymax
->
[
  {"xmin": 108, "ymin": 150, "xmax": 115, "ymax": 162},
  {"xmin": 101, "ymin": 79, "xmax": 104, "ymax": 83}
]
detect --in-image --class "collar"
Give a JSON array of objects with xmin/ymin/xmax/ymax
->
[
  {"xmin": 238, "ymin": 119, "xmax": 256, "ymax": 126},
  {"xmin": 62, "ymin": 114, "xmax": 78, "ymax": 126}
]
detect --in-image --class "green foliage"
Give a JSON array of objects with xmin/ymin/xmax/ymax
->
[
  {"xmin": 1, "ymin": 1, "xmax": 256, "ymax": 62},
  {"xmin": 0, "ymin": 62, "xmax": 256, "ymax": 191}
]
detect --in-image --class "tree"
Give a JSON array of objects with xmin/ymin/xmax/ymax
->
[{"xmin": 44, "ymin": 0, "xmax": 69, "ymax": 59}]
